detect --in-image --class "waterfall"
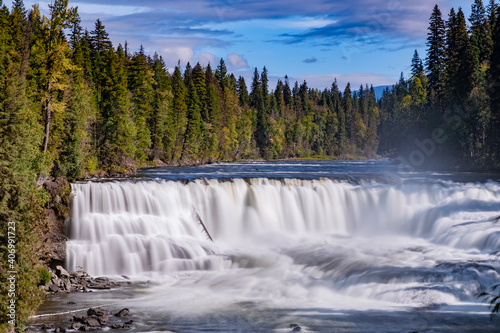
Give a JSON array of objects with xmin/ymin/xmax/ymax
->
[{"xmin": 66, "ymin": 178, "xmax": 500, "ymax": 277}]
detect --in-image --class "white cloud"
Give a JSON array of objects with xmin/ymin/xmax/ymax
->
[
  {"xmin": 226, "ymin": 53, "xmax": 249, "ymax": 70},
  {"xmin": 161, "ymin": 47, "xmax": 194, "ymax": 66},
  {"xmin": 286, "ymin": 17, "xmax": 338, "ymax": 29},
  {"xmin": 196, "ymin": 52, "xmax": 218, "ymax": 66}
]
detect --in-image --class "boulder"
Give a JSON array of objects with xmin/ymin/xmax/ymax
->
[
  {"xmin": 48, "ymin": 283, "xmax": 59, "ymax": 292},
  {"xmin": 83, "ymin": 316, "xmax": 101, "ymax": 328},
  {"xmin": 71, "ymin": 322, "xmax": 84, "ymax": 330},
  {"xmin": 87, "ymin": 308, "xmax": 105, "ymax": 317},
  {"xmin": 97, "ymin": 315, "xmax": 109, "ymax": 324},
  {"xmin": 114, "ymin": 308, "xmax": 131, "ymax": 317},
  {"xmin": 56, "ymin": 265, "xmax": 70, "ymax": 278}
]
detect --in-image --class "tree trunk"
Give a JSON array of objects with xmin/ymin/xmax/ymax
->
[{"xmin": 43, "ymin": 82, "xmax": 52, "ymax": 153}]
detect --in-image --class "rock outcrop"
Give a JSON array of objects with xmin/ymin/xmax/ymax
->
[
  {"xmin": 42, "ymin": 177, "xmax": 71, "ymax": 264},
  {"xmin": 41, "ymin": 267, "xmax": 129, "ymax": 294}
]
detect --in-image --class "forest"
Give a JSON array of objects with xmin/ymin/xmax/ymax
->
[
  {"xmin": 380, "ymin": 0, "xmax": 500, "ymax": 171},
  {"xmin": 1, "ymin": 0, "xmax": 500, "ymax": 330}
]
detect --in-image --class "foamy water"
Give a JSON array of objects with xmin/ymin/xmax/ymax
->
[{"xmin": 63, "ymin": 161, "xmax": 500, "ymax": 332}]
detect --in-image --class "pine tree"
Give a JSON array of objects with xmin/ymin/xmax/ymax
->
[
  {"xmin": 250, "ymin": 67, "xmax": 267, "ymax": 155},
  {"xmin": 283, "ymin": 75, "xmax": 293, "ymax": 111},
  {"xmin": 470, "ymin": 0, "xmax": 492, "ymax": 64},
  {"xmin": 489, "ymin": 5, "xmax": 500, "ymax": 161},
  {"xmin": 426, "ymin": 4, "xmax": 447, "ymax": 102},
  {"xmin": 99, "ymin": 48, "xmax": 136, "ymax": 169},
  {"xmin": 487, "ymin": 0, "xmax": 498, "ymax": 32},
  {"xmin": 411, "ymin": 49, "xmax": 424, "ymax": 78},
  {"xmin": 169, "ymin": 66, "xmax": 188, "ymax": 161},
  {"xmin": 215, "ymin": 58, "xmax": 227, "ymax": 90},
  {"xmin": 447, "ymin": 8, "xmax": 476, "ymax": 101},
  {"xmin": 128, "ymin": 50, "xmax": 155, "ymax": 162},
  {"xmin": 182, "ymin": 76, "xmax": 204, "ymax": 161},
  {"xmin": 90, "ymin": 19, "xmax": 112, "ymax": 53},
  {"xmin": 237, "ymin": 76, "xmax": 248, "ymax": 107}
]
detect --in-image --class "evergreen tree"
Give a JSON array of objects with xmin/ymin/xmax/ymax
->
[
  {"xmin": 215, "ymin": 58, "xmax": 227, "ymax": 90},
  {"xmin": 470, "ymin": 0, "xmax": 492, "ymax": 63},
  {"xmin": 426, "ymin": 4, "xmax": 447, "ymax": 102},
  {"xmin": 150, "ymin": 53, "xmax": 171, "ymax": 161},
  {"xmin": 90, "ymin": 18, "xmax": 112, "ymax": 53},
  {"xmin": 489, "ymin": 6, "xmax": 500, "ymax": 161},
  {"xmin": 411, "ymin": 49, "xmax": 424, "ymax": 78},
  {"xmin": 447, "ymin": 8, "xmax": 476, "ymax": 101},
  {"xmin": 128, "ymin": 50, "xmax": 155, "ymax": 162},
  {"xmin": 99, "ymin": 48, "xmax": 136, "ymax": 169},
  {"xmin": 169, "ymin": 66, "xmax": 188, "ymax": 161},
  {"xmin": 487, "ymin": 0, "xmax": 498, "ymax": 32},
  {"xmin": 0, "ymin": 56, "xmax": 46, "ymax": 332},
  {"xmin": 237, "ymin": 76, "xmax": 248, "ymax": 107}
]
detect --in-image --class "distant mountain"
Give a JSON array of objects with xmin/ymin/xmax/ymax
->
[
  {"xmin": 372, "ymin": 85, "xmax": 392, "ymax": 100},
  {"xmin": 353, "ymin": 85, "xmax": 392, "ymax": 100}
]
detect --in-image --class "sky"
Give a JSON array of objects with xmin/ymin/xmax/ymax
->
[{"xmin": 5, "ymin": 0, "xmax": 475, "ymax": 90}]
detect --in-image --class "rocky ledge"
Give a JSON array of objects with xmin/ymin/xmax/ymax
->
[{"xmin": 41, "ymin": 266, "xmax": 130, "ymax": 294}]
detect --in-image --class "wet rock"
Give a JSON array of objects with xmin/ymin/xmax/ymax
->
[
  {"xmin": 114, "ymin": 308, "xmax": 131, "ymax": 317},
  {"xmin": 54, "ymin": 327, "xmax": 66, "ymax": 333},
  {"xmin": 124, "ymin": 320, "xmax": 134, "ymax": 325},
  {"xmin": 290, "ymin": 323, "xmax": 301, "ymax": 332},
  {"xmin": 97, "ymin": 315, "xmax": 109, "ymax": 324},
  {"xmin": 71, "ymin": 322, "xmax": 84, "ymax": 330},
  {"xmin": 56, "ymin": 265, "xmax": 70, "ymax": 278},
  {"xmin": 111, "ymin": 324, "xmax": 131, "ymax": 329},
  {"xmin": 83, "ymin": 316, "xmax": 101, "ymax": 328},
  {"xmin": 87, "ymin": 308, "xmax": 105, "ymax": 317},
  {"xmin": 40, "ymin": 324, "xmax": 54, "ymax": 330},
  {"xmin": 48, "ymin": 283, "xmax": 59, "ymax": 292}
]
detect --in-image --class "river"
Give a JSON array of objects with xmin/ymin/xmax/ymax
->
[{"xmin": 36, "ymin": 160, "xmax": 500, "ymax": 332}]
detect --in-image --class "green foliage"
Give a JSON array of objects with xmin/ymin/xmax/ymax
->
[
  {"xmin": 379, "ymin": 2, "xmax": 500, "ymax": 171},
  {"xmin": 426, "ymin": 4, "xmax": 447, "ymax": 101},
  {"xmin": 38, "ymin": 268, "xmax": 51, "ymax": 286}
]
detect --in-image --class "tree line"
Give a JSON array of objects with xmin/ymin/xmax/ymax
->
[
  {"xmin": 3, "ymin": 0, "xmax": 382, "ymax": 183},
  {"xmin": 378, "ymin": 0, "xmax": 500, "ymax": 171}
]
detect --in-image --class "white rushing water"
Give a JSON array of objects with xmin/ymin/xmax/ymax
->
[{"xmin": 65, "ymin": 176, "xmax": 500, "ymax": 332}]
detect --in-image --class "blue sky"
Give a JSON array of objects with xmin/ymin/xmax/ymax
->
[{"xmin": 6, "ymin": 0, "xmax": 474, "ymax": 90}]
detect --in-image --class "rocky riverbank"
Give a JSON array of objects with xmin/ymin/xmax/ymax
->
[
  {"xmin": 27, "ymin": 306, "xmax": 135, "ymax": 332},
  {"xmin": 27, "ymin": 265, "xmax": 148, "ymax": 332},
  {"xmin": 41, "ymin": 266, "xmax": 131, "ymax": 294}
]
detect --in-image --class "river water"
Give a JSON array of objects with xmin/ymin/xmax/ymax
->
[{"xmin": 38, "ymin": 160, "xmax": 500, "ymax": 332}]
